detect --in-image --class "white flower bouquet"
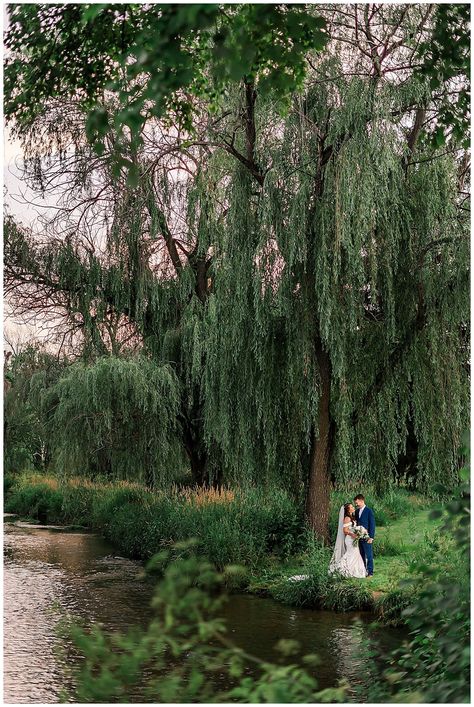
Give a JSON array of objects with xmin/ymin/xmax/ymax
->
[{"xmin": 352, "ymin": 525, "xmax": 370, "ymax": 546}]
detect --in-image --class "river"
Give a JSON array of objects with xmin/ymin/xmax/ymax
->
[{"xmin": 4, "ymin": 517, "xmax": 403, "ymax": 703}]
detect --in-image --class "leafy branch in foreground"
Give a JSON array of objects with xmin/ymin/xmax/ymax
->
[
  {"xmin": 368, "ymin": 451, "xmax": 470, "ymax": 704},
  {"xmin": 417, "ymin": 3, "xmax": 470, "ymax": 147},
  {"xmin": 5, "ymin": 3, "xmax": 328, "ymax": 151},
  {"xmin": 62, "ymin": 540, "xmax": 347, "ymax": 703}
]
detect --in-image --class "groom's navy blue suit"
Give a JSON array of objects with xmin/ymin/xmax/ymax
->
[{"xmin": 355, "ymin": 506, "xmax": 375, "ymax": 576}]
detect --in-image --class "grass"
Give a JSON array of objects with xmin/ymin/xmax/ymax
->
[
  {"xmin": 245, "ymin": 497, "xmax": 444, "ymax": 619},
  {"xmin": 4, "ymin": 473, "xmax": 306, "ymax": 569},
  {"xmin": 4, "ymin": 472, "xmax": 445, "ymax": 619},
  {"xmin": 266, "ymin": 541, "xmax": 375, "ymax": 611},
  {"xmin": 369, "ymin": 508, "xmax": 441, "ymax": 591}
]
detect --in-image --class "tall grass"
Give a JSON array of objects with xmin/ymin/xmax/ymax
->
[
  {"xmin": 375, "ymin": 586, "xmax": 420, "ymax": 626},
  {"xmin": 5, "ymin": 474, "xmax": 305, "ymax": 568}
]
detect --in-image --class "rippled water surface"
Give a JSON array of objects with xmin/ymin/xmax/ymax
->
[{"xmin": 4, "ymin": 518, "xmax": 403, "ymax": 703}]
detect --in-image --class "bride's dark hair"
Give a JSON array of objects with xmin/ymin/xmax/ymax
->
[{"xmin": 344, "ymin": 503, "xmax": 354, "ymax": 519}]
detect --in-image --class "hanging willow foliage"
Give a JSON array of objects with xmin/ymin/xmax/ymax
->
[
  {"xmin": 192, "ymin": 72, "xmax": 469, "ymax": 493},
  {"xmin": 4, "ymin": 64, "xmax": 469, "ymax": 499},
  {"xmin": 4, "ymin": 345, "xmax": 67, "ymax": 473},
  {"xmin": 39, "ymin": 356, "xmax": 183, "ymax": 485}
]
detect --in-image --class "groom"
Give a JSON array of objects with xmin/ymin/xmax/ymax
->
[{"xmin": 354, "ymin": 494, "xmax": 375, "ymax": 577}]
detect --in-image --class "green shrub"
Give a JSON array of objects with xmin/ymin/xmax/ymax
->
[
  {"xmin": 4, "ymin": 475, "xmax": 305, "ymax": 569},
  {"xmin": 5, "ymin": 479, "xmax": 63, "ymax": 523},
  {"xmin": 63, "ymin": 543, "xmax": 348, "ymax": 703},
  {"xmin": 61, "ymin": 485, "xmax": 96, "ymax": 525},
  {"xmin": 103, "ymin": 504, "xmax": 154, "ymax": 558},
  {"xmin": 370, "ymin": 469, "xmax": 470, "ymax": 703},
  {"xmin": 3, "ymin": 474, "xmax": 16, "ymax": 496}
]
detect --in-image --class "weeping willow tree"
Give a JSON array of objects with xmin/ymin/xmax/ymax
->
[
  {"xmin": 4, "ymin": 344, "xmax": 67, "ymax": 473},
  {"xmin": 193, "ymin": 71, "xmax": 469, "ymax": 536},
  {"xmin": 4, "ymin": 199, "xmax": 205, "ymax": 484},
  {"xmin": 38, "ymin": 356, "xmax": 182, "ymax": 485},
  {"xmin": 4, "ymin": 5, "xmax": 469, "ymax": 538}
]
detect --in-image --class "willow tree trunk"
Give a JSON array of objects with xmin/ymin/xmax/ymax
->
[
  {"xmin": 305, "ymin": 339, "xmax": 333, "ymax": 542},
  {"xmin": 189, "ymin": 446, "xmax": 209, "ymax": 486}
]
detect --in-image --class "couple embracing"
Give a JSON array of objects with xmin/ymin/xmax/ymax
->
[{"xmin": 329, "ymin": 494, "xmax": 375, "ymax": 579}]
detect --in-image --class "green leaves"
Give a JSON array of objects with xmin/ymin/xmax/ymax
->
[
  {"xmin": 81, "ymin": 4, "xmax": 108, "ymax": 24},
  {"xmin": 85, "ymin": 106, "xmax": 110, "ymax": 154},
  {"xmin": 433, "ymin": 126, "xmax": 446, "ymax": 148},
  {"xmin": 65, "ymin": 544, "xmax": 347, "ymax": 703},
  {"xmin": 210, "ymin": 5, "xmax": 328, "ymax": 96},
  {"xmin": 275, "ymin": 638, "xmax": 301, "ymax": 657},
  {"xmin": 48, "ymin": 356, "xmax": 182, "ymax": 484},
  {"xmin": 4, "ymin": 342, "xmax": 67, "ymax": 475},
  {"xmin": 5, "ymin": 3, "xmax": 328, "ymax": 160},
  {"xmin": 417, "ymin": 4, "xmax": 470, "ymax": 147},
  {"xmin": 373, "ymin": 461, "xmax": 470, "ymax": 703}
]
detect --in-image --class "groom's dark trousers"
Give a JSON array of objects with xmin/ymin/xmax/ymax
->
[
  {"xmin": 355, "ymin": 506, "xmax": 375, "ymax": 576},
  {"xmin": 359, "ymin": 539, "xmax": 374, "ymax": 576}
]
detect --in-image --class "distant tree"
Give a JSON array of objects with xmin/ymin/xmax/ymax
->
[
  {"xmin": 4, "ymin": 344, "xmax": 67, "ymax": 473},
  {"xmin": 43, "ymin": 356, "xmax": 183, "ymax": 485}
]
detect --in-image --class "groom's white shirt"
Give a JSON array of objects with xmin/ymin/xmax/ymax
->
[{"xmin": 358, "ymin": 504, "xmax": 366, "ymax": 526}]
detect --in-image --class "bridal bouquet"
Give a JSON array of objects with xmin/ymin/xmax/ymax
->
[{"xmin": 352, "ymin": 525, "xmax": 370, "ymax": 546}]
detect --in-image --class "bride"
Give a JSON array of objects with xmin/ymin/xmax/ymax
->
[{"xmin": 329, "ymin": 503, "xmax": 367, "ymax": 578}]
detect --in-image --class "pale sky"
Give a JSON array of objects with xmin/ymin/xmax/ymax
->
[
  {"xmin": 4, "ymin": 0, "xmax": 63, "ymax": 349},
  {"xmin": 3, "ymin": 126, "xmax": 57, "ymax": 348}
]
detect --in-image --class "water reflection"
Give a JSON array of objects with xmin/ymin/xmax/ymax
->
[
  {"xmin": 220, "ymin": 594, "xmax": 389, "ymax": 697},
  {"xmin": 4, "ymin": 546, "xmax": 68, "ymax": 702},
  {"xmin": 4, "ymin": 520, "xmax": 402, "ymax": 703},
  {"xmin": 330, "ymin": 626, "xmax": 369, "ymax": 691},
  {"xmin": 4, "ymin": 522, "xmax": 152, "ymax": 703}
]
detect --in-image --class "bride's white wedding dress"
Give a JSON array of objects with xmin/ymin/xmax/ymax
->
[{"xmin": 329, "ymin": 506, "xmax": 367, "ymax": 578}]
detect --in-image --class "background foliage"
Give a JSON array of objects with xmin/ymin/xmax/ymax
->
[{"xmin": 4, "ymin": 4, "xmax": 470, "ymax": 537}]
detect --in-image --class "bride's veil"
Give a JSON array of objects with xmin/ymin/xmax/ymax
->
[{"xmin": 329, "ymin": 505, "xmax": 346, "ymax": 573}]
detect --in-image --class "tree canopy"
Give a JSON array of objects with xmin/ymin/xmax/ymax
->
[
  {"xmin": 4, "ymin": 4, "xmax": 470, "ymax": 538},
  {"xmin": 5, "ymin": 3, "xmax": 328, "ymax": 170}
]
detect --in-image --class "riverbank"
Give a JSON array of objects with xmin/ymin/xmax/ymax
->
[
  {"xmin": 245, "ymin": 505, "xmax": 441, "ymax": 623},
  {"xmin": 5, "ymin": 473, "xmax": 440, "ymax": 622},
  {"xmin": 5, "ymin": 518, "xmax": 407, "ymax": 703}
]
